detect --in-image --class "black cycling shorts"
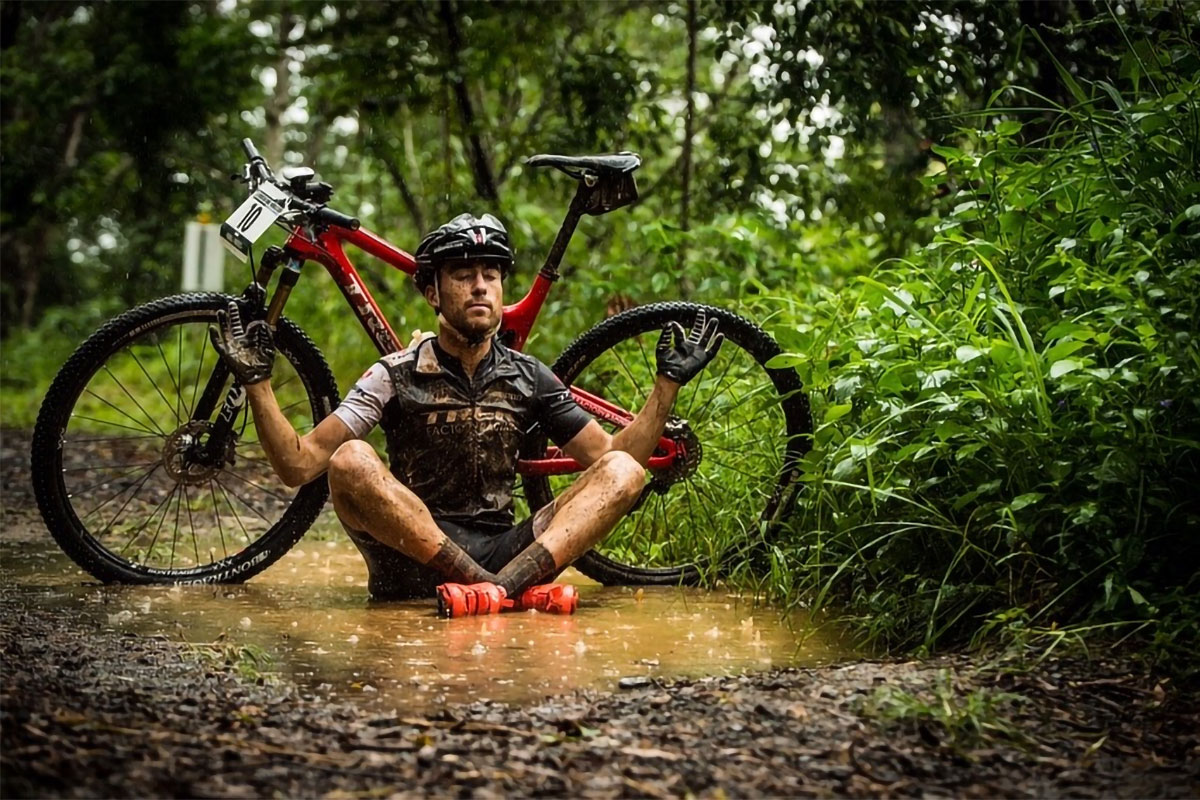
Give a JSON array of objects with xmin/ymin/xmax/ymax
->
[{"xmin": 343, "ymin": 502, "xmax": 557, "ymax": 600}]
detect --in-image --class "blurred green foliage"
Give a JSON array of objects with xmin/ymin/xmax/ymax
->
[{"xmin": 2, "ymin": 1, "xmax": 1197, "ymax": 667}]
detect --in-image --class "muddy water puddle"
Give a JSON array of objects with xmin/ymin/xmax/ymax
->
[{"xmin": 2, "ymin": 529, "xmax": 854, "ymax": 712}]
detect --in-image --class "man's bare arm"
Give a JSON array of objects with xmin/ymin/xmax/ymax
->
[
  {"xmin": 562, "ymin": 376, "xmax": 680, "ymax": 468},
  {"xmin": 562, "ymin": 312, "xmax": 722, "ymax": 470},
  {"xmin": 244, "ymin": 381, "xmax": 355, "ymax": 488}
]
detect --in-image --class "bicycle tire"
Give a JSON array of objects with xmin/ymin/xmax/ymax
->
[
  {"xmin": 31, "ymin": 293, "xmax": 340, "ymax": 584},
  {"xmin": 524, "ymin": 301, "xmax": 812, "ymax": 586}
]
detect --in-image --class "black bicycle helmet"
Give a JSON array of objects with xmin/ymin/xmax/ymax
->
[{"xmin": 414, "ymin": 213, "xmax": 514, "ymax": 293}]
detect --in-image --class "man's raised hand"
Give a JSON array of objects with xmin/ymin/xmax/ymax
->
[
  {"xmin": 208, "ymin": 301, "xmax": 276, "ymax": 385},
  {"xmin": 655, "ymin": 310, "xmax": 724, "ymax": 386}
]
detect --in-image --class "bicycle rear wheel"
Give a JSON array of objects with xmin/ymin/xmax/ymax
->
[
  {"xmin": 523, "ymin": 302, "xmax": 812, "ymax": 585},
  {"xmin": 31, "ymin": 293, "xmax": 340, "ymax": 584}
]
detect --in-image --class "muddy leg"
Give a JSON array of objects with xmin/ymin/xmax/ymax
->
[
  {"xmin": 495, "ymin": 450, "xmax": 644, "ymax": 596},
  {"xmin": 327, "ymin": 440, "xmax": 497, "ymax": 584}
]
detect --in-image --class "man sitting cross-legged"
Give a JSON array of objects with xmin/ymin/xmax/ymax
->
[{"xmin": 210, "ymin": 213, "xmax": 722, "ymax": 616}]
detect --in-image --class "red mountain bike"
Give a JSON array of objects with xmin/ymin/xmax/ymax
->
[{"xmin": 31, "ymin": 140, "xmax": 812, "ymax": 587}]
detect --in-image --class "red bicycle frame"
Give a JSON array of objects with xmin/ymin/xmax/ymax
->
[{"xmin": 280, "ymin": 224, "xmax": 680, "ymax": 477}]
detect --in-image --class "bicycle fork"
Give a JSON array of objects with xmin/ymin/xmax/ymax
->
[{"xmin": 187, "ymin": 246, "xmax": 300, "ymax": 467}]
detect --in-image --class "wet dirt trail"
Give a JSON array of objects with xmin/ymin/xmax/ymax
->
[{"xmin": 3, "ymin": 429, "xmax": 1198, "ymax": 797}]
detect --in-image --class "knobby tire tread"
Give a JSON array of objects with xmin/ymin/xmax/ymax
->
[{"xmin": 31, "ymin": 293, "xmax": 340, "ymax": 584}]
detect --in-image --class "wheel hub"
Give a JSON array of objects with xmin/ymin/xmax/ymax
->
[
  {"xmin": 162, "ymin": 421, "xmax": 228, "ymax": 484},
  {"xmin": 648, "ymin": 417, "xmax": 702, "ymax": 495}
]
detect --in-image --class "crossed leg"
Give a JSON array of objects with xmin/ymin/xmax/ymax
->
[
  {"xmin": 326, "ymin": 440, "xmax": 645, "ymax": 597},
  {"xmin": 327, "ymin": 440, "xmax": 495, "ymax": 585}
]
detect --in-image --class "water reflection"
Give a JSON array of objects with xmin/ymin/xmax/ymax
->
[{"xmin": 2, "ymin": 531, "xmax": 853, "ymax": 712}]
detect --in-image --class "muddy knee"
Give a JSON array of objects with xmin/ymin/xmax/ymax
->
[
  {"xmin": 595, "ymin": 450, "xmax": 645, "ymax": 504},
  {"xmin": 328, "ymin": 440, "xmax": 385, "ymax": 517}
]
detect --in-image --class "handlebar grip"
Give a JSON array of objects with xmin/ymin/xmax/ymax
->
[
  {"xmin": 313, "ymin": 206, "xmax": 361, "ymax": 231},
  {"xmin": 241, "ymin": 139, "xmax": 261, "ymax": 160}
]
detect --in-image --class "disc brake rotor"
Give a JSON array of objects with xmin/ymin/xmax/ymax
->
[{"xmin": 162, "ymin": 420, "xmax": 231, "ymax": 484}]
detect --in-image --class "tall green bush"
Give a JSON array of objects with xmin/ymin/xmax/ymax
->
[{"xmin": 763, "ymin": 12, "xmax": 1199, "ymax": 663}]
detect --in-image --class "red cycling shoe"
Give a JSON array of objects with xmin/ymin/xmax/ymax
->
[
  {"xmin": 436, "ymin": 582, "xmax": 579, "ymax": 617},
  {"xmin": 437, "ymin": 582, "xmax": 508, "ymax": 618},
  {"xmin": 513, "ymin": 583, "xmax": 578, "ymax": 615}
]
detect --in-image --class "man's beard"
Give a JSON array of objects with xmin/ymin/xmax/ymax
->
[{"xmin": 442, "ymin": 305, "xmax": 500, "ymax": 347}]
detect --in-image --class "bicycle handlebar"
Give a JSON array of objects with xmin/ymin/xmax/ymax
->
[
  {"xmin": 311, "ymin": 205, "xmax": 361, "ymax": 231},
  {"xmin": 238, "ymin": 138, "xmax": 359, "ymax": 231},
  {"xmin": 241, "ymin": 138, "xmax": 273, "ymax": 183}
]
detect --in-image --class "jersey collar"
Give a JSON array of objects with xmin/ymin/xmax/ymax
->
[{"xmin": 414, "ymin": 337, "xmax": 520, "ymax": 383}]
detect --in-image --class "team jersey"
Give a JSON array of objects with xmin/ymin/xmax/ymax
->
[{"xmin": 332, "ymin": 337, "xmax": 592, "ymax": 532}]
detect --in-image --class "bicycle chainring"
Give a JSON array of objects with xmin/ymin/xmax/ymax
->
[{"xmin": 648, "ymin": 417, "xmax": 701, "ymax": 495}]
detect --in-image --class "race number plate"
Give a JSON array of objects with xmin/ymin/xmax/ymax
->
[{"xmin": 220, "ymin": 182, "xmax": 290, "ymax": 262}]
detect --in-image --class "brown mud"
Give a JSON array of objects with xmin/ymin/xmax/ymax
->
[{"xmin": 3, "ymin": 429, "xmax": 1198, "ymax": 797}]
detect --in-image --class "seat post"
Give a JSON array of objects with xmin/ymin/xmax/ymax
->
[{"xmin": 539, "ymin": 181, "xmax": 593, "ymax": 281}]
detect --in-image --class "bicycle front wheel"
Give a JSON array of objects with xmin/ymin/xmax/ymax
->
[
  {"xmin": 524, "ymin": 302, "xmax": 812, "ymax": 586},
  {"xmin": 31, "ymin": 293, "xmax": 340, "ymax": 584}
]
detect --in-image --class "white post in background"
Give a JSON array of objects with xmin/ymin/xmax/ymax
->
[{"xmin": 182, "ymin": 221, "xmax": 226, "ymax": 291}]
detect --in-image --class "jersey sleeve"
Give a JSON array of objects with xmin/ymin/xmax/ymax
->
[
  {"xmin": 330, "ymin": 360, "xmax": 395, "ymax": 438},
  {"xmin": 532, "ymin": 362, "xmax": 593, "ymax": 447}
]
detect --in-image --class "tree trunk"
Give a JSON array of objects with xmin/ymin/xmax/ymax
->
[
  {"xmin": 264, "ymin": 9, "xmax": 292, "ymax": 168},
  {"xmin": 438, "ymin": 0, "xmax": 499, "ymax": 203},
  {"xmin": 677, "ymin": 0, "xmax": 698, "ymax": 293},
  {"xmin": 380, "ymin": 148, "xmax": 427, "ymax": 237}
]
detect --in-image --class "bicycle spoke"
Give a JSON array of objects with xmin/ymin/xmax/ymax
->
[
  {"xmin": 706, "ymin": 406, "xmax": 780, "ymax": 443},
  {"xmin": 176, "ymin": 323, "xmax": 184, "ymax": 424},
  {"xmin": 609, "ymin": 347, "xmax": 648, "ymax": 407},
  {"xmin": 102, "ymin": 365, "xmax": 168, "ymax": 436},
  {"xmin": 68, "ymin": 463, "xmax": 157, "ymax": 497},
  {"xmin": 219, "ymin": 468, "xmax": 292, "ymax": 504},
  {"xmin": 704, "ymin": 440, "xmax": 781, "ymax": 467},
  {"xmin": 71, "ymin": 414, "xmax": 166, "ymax": 438},
  {"xmin": 215, "ymin": 476, "xmax": 275, "ymax": 526},
  {"xmin": 66, "ymin": 433, "xmax": 162, "ymax": 444},
  {"xmin": 154, "ymin": 335, "xmax": 185, "ymax": 422},
  {"xmin": 79, "ymin": 463, "xmax": 158, "ymax": 522},
  {"xmin": 129, "ymin": 483, "xmax": 180, "ymax": 562},
  {"xmin": 128, "ymin": 347, "xmax": 183, "ymax": 427},
  {"xmin": 118, "ymin": 477, "xmax": 181, "ymax": 556},
  {"xmin": 83, "ymin": 389, "xmax": 161, "ymax": 437},
  {"xmin": 209, "ymin": 480, "xmax": 230, "ymax": 561},
  {"xmin": 64, "ymin": 460, "xmax": 160, "ymax": 473},
  {"xmin": 703, "ymin": 453, "xmax": 767, "ymax": 483},
  {"xmin": 685, "ymin": 352, "xmax": 736, "ymax": 422},
  {"xmin": 215, "ymin": 478, "xmax": 255, "ymax": 546},
  {"xmin": 634, "ymin": 332, "xmax": 655, "ymax": 383},
  {"xmin": 96, "ymin": 464, "xmax": 163, "ymax": 543},
  {"xmin": 188, "ymin": 324, "xmax": 212, "ymax": 417},
  {"xmin": 170, "ymin": 476, "xmax": 184, "ymax": 569},
  {"xmin": 182, "ymin": 482, "xmax": 201, "ymax": 566}
]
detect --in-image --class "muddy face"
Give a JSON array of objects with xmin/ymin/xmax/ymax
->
[{"xmin": 426, "ymin": 261, "xmax": 503, "ymax": 343}]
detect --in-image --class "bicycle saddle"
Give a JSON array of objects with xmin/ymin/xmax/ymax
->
[{"xmin": 525, "ymin": 152, "xmax": 641, "ymax": 177}]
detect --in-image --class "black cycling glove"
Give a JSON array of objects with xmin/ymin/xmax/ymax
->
[
  {"xmin": 655, "ymin": 310, "xmax": 724, "ymax": 386},
  {"xmin": 208, "ymin": 301, "xmax": 275, "ymax": 385}
]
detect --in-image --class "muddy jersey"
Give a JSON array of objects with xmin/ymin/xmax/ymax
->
[{"xmin": 332, "ymin": 338, "xmax": 592, "ymax": 532}]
